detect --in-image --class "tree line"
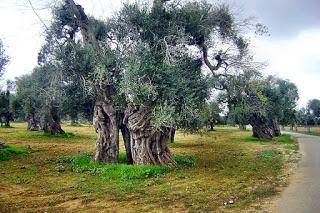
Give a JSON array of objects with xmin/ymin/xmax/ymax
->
[{"xmin": 0, "ymin": 0, "xmax": 317, "ymax": 166}]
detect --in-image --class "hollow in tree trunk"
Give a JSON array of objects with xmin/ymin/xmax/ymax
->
[
  {"xmin": 42, "ymin": 104, "xmax": 64, "ymax": 134},
  {"xmin": 124, "ymin": 106, "xmax": 176, "ymax": 167},
  {"xmin": 27, "ymin": 111, "xmax": 40, "ymax": 130},
  {"xmin": 250, "ymin": 114, "xmax": 274, "ymax": 139}
]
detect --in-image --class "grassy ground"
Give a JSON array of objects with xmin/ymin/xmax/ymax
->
[
  {"xmin": 0, "ymin": 123, "xmax": 298, "ymax": 212},
  {"xmin": 284, "ymin": 126, "xmax": 320, "ymax": 136}
]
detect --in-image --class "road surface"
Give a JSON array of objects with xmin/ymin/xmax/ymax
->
[{"xmin": 274, "ymin": 132, "xmax": 320, "ymax": 213}]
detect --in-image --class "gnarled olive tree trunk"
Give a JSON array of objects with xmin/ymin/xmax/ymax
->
[
  {"xmin": 93, "ymin": 100, "xmax": 119, "ymax": 163},
  {"xmin": 42, "ymin": 104, "xmax": 64, "ymax": 134},
  {"xmin": 120, "ymin": 118, "xmax": 133, "ymax": 164},
  {"xmin": 169, "ymin": 127, "xmax": 175, "ymax": 143},
  {"xmin": 250, "ymin": 114, "xmax": 274, "ymax": 139},
  {"xmin": 27, "ymin": 111, "xmax": 41, "ymax": 130},
  {"xmin": 124, "ymin": 106, "xmax": 176, "ymax": 167}
]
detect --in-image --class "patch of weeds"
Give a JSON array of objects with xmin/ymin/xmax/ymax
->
[
  {"xmin": 175, "ymin": 172, "xmax": 193, "ymax": 179},
  {"xmin": 174, "ymin": 155, "xmax": 196, "ymax": 167},
  {"xmin": 243, "ymin": 136, "xmax": 270, "ymax": 142},
  {"xmin": 59, "ymin": 154, "xmax": 171, "ymax": 180},
  {"xmin": 57, "ymin": 156, "xmax": 74, "ymax": 163},
  {"xmin": 55, "ymin": 164, "xmax": 65, "ymax": 172},
  {"xmin": 258, "ymin": 149, "xmax": 282, "ymax": 162},
  {"xmin": 233, "ymin": 150, "xmax": 246, "ymax": 157},
  {"xmin": 274, "ymin": 134, "xmax": 293, "ymax": 144},
  {"xmin": 0, "ymin": 145, "xmax": 29, "ymax": 161}
]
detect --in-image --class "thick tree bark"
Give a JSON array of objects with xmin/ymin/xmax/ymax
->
[
  {"xmin": 209, "ymin": 122, "xmax": 214, "ymax": 131},
  {"xmin": 124, "ymin": 106, "xmax": 176, "ymax": 167},
  {"xmin": 169, "ymin": 127, "xmax": 175, "ymax": 143},
  {"xmin": 42, "ymin": 105, "xmax": 64, "ymax": 134},
  {"xmin": 65, "ymin": 0, "xmax": 123, "ymax": 164},
  {"xmin": 270, "ymin": 117, "xmax": 281, "ymax": 136},
  {"xmin": 27, "ymin": 111, "xmax": 40, "ymax": 130},
  {"xmin": 93, "ymin": 100, "xmax": 120, "ymax": 163},
  {"xmin": 250, "ymin": 114, "xmax": 274, "ymax": 139},
  {"xmin": 120, "ymin": 122, "xmax": 133, "ymax": 164}
]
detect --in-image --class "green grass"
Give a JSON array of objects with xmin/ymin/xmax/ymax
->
[
  {"xmin": 274, "ymin": 134, "xmax": 294, "ymax": 144},
  {"xmin": 0, "ymin": 145, "xmax": 29, "ymax": 161},
  {"xmin": 58, "ymin": 154, "xmax": 172, "ymax": 180},
  {"xmin": 28, "ymin": 132, "xmax": 76, "ymax": 138},
  {"xmin": 174, "ymin": 155, "xmax": 196, "ymax": 167},
  {"xmin": 0, "ymin": 123, "xmax": 300, "ymax": 212},
  {"xmin": 243, "ymin": 134, "xmax": 294, "ymax": 144},
  {"xmin": 57, "ymin": 153, "xmax": 196, "ymax": 180}
]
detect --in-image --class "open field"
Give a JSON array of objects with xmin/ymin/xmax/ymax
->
[
  {"xmin": 0, "ymin": 123, "xmax": 298, "ymax": 212},
  {"xmin": 284, "ymin": 126, "xmax": 320, "ymax": 136}
]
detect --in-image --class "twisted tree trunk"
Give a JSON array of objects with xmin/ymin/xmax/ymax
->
[
  {"xmin": 270, "ymin": 117, "xmax": 281, "ymax": 136},
  {"xmin": 42, "ymin": 105, "xmax": 64, "ymax": 134},
  {"xmin": 124, "ymin": 106, "xmax": 176, "ymax": 167},
  {"xmin": 27, "ymin": 111, "xmax": 41, "ymax": 131},
  {"xmin": 250, "ymin": 114, "xmax": 274, "ymax": 139},
  {"xmin": 120, "ymin": 121, "xmax": 133, "ymax": 164},
  {"xmin": 93, "ymin": 101, "xmax": 120, "ymax": 163},
  {"xmin": 169, "ymin": 127, "xmax": 175, "ymax": 143}
]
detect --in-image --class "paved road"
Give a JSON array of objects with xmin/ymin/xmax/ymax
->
[{"xmin": 275, "ymin": 132, "xmax": 320, "ymax": 213}]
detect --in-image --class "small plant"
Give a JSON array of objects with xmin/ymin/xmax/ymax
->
[
  {"xmin": 55, "ymin": 164, "xmax": 65, "ymax": 172},
  {"xmin": 258, "ymin": 149, "xmax": 282, "ymax": 162},
  {"xmin": 174, "ymin": 155, "xmax": 196, "ymax": 167},
  {"xmin": 57, "ymin": 156, "xmax": 74, "ymax": 163}
]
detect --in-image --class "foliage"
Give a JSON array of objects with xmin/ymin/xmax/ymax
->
[{"xmin": 0, "ymin": 38, "xmax": 9, "ymax": 80}]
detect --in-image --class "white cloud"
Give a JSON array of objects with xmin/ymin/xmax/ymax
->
[
  {"xmin": 251, "ymin": 31, "xmax": 320, "ymax": 107},
  {"xmin": 0, "ymin": 0, "xmax": 319, "ymax": 108}
]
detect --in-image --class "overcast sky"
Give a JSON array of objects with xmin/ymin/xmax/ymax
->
[{"xmin": 0, "ymin": 0, "xmax": 319, "ymax": 107}]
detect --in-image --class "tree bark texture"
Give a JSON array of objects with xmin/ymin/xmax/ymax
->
[
  {"xmin": 169, "ymin": 128, "xmax": 175, "ymax": 143},
  {"xmin": 42, "ymin": 105, "xmax": 64, "ymax": 134},
  {"xmin": 27, "ymin": 112, "xmax": 41, "ymax": 130},
  {"xmin": 270, "ymin": 118, "xmax": 281, "ymax": 136},
  {"xmin": 124, "ymin": 106, "xmax": 176, "ymax": 167},
  {"xmin": 250, "ymin": 114, "xmax": 274, "ymax": 139},
  {"xmin": 120, "ymin": 121, "xmax": 133, "ymax": 164},
  {"xmin": 93, "ymin": 100, "xmax": 119, "ymax": 163}
]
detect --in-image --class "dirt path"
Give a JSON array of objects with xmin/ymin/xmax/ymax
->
[{"xmin": 274, "ymin": 132, "xmax": 320, "ymax": 213}]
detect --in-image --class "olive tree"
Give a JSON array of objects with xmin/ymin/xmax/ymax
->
[{"xmin": 47, "ymin": 0, "xmax": 266, "ymax": 166}]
